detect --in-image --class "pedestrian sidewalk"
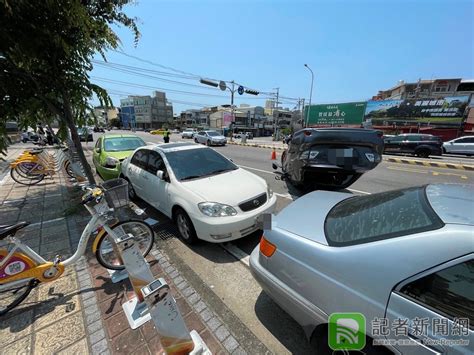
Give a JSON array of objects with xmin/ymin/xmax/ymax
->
[{"xmin": 0, "ymin": 143, "xmax": 249, "ymax": 354}]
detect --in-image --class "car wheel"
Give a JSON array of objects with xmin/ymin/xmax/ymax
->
[
  {"xmin": 442, "ymin": 147, "xmax": 447, "ymax": 154},
  {"xmin": 207, "ymin": 140, "xmax": 211, "ymax": 146},
  {"xmin": 194, "ymin": 138, "xmax": 198, "ymax": 143},
  {"xmin": 174, "ymin": 208, "xmax": 197, "ymax": 244},
  {"xmin": 416, "ymin": 149, "xmax": 430, "ymax": 158},
  {"xmin": 125, "ymin": 178, "xmax": 138, "ymax": 200}
]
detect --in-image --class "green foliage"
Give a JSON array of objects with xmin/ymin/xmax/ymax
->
[{"xmin": 0, "ymin": 0, "xmax": 140, "ymax": 154}]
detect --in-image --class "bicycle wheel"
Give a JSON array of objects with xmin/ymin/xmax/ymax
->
[
  {"xmin": 95, "ymin": 220, "xmax": 155, "ymax": 270},
  {"xmin": 15, "ymin": 161, "xmax": 45, "ymax": 178},
  {"xmin": 0, "ymin": 279, "xmax": 35, "ymax": 317},
  {"xmin": 10, "ymin": 166, "xmax": 44, "ymax": 185},
  {"xmin": 64, "ymin": 160, "xmax": 75, "ymax": 178}
]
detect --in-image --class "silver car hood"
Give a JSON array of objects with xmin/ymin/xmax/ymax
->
[{"xmin": 273, "ymin": 190, "xmax": 352, "ymax": 245}]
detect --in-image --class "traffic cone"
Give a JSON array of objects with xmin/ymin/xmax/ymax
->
[{"xmin": 271, "ymin": 147, "xmax": 277, "ymax": 160}]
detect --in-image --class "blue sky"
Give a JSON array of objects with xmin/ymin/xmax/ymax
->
[{"xmin": 91, "ymin": 0, "xmax": 474, "ymax": 114}]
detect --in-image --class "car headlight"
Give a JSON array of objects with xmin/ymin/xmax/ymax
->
[
  {"xmin": 198, "ymin": 202, "xmax": 237, "ymax": 217},
  {"xmin": 105, "ymin": 156, "xmax": 120, "ymax": 168},
  {"xmin": 267, "ymin": 186, "xmax": 273, "ymax": 198}
]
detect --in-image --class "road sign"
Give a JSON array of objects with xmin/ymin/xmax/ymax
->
[
  {"xmin": 238, "ymin": 86, "xmax": 244, "ymax": 95},
  {"xmin": 219, "ymin": 81, "xmax": 227, "ymax": 91}
]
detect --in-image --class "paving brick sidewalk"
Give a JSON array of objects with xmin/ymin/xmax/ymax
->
[{"xmin": 1, "ymin": 143, "xmax": 249, "ymax": 354}]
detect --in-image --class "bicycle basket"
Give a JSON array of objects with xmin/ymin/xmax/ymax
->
[{"xmin": 100, "ymin": 178, "xmax": 129, "ymax": 209}]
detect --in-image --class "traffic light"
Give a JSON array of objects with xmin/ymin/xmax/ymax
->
[
  {"xmin": 200, "ymin": 78, "xmax": 219, "ymax": 87},
  {"xmin": 245, "ymin": 89, "xmax": 259, "ymax": 95}
]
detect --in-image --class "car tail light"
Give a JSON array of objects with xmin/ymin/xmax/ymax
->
[{"xmin": 260, "ymin": 236, "xmax": 276, "ymax": 257}]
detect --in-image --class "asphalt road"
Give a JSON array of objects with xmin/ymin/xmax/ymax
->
[{"xmin": 95, "ymin": 130, "xmax": 474, "ymax": 354}]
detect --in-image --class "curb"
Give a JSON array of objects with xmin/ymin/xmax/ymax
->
[
  {"xmin": 384, "ymin": 157, "xmax": 474, "ymax": 171},
  {"xmin": 227, "ymin": 141, "xmax": 287, "ymax": 151}
]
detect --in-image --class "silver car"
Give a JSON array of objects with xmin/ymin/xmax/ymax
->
[
  {"xmin": 443, "ymin": 136, "xmax": 474, "ymax": 156},
  {"xmin": 250, "ymin": 184, "xmax": 474, "ymax": 354},
  {"xmin": 194, "ymin": 130, "xmax": 227, "ymax": 146},
  {"xmin": 181, "ymin": 129, "xmax": 196, "ymax": 139}
]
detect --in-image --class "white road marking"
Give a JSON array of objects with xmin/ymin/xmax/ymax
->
[
  {"xmin": 239, "ymin": 165, "xmax": 275, "ymax": 175},
  {"xmin": 273, "ymin": 192, "xmax": 294, "ymax": 200},
  {"xmin": 220, "ymin": 243, "xmax": 250, "ymax": 267},
  {"xmin": 347, "ymin": 188, "xmax": 371, "ymax": 195}
]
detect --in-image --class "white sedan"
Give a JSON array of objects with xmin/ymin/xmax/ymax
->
[
  {"xmin": 120, "ymin": 143, "xmax": 277, "ymax": 243},
  {"xmin": 442, "ymin": 136, "xmax": 474, "ymax": 156}
]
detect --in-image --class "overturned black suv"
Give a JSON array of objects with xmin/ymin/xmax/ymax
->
[{"xmin": 274, "ymin": 128, "xmax": 384, "ymax": 190}]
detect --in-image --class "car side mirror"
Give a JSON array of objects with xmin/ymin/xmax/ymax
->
[{"xmin": 156, "ymin": 170, "xmax": 164, "ymax": 180}]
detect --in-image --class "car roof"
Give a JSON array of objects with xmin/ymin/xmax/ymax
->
[
  {"xmin": 149, "ymin": 142, "xmax": 206, "ymax": 153},
  {"xmin": 102, "ymin": 134, "xmax": 142, "ymax": 139}
]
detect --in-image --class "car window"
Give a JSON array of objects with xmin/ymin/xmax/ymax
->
[
  {"xmin": 207, "ymin": 131, "xmax": 219, "ymax": 137},
  {"xmin": 104, "ymin": 137, "xmax": 145, "ymax": 152},
  {"xmin": 324, "ymin": 186, "xmax": 444, "ymax": 246},
  {"xmin": 131, "ymin": 149, "xmax": 149, "ymax": 170},
  {"xmin": 165, "ymin": 148, "xmax": 238, "ymax": 181},
  {"xmin": 406, "ymin": 135, "xmax": 420, "ymax": 142},
  {"xmin": 399, "ymin": 260, "xmax": 474, "ymax": 325},
  {"xmin": 390, "ymin": 136, "xmax": 404, "ymax": 142},
  {"xmin": 147, "ymin": 151, "xmax": 166, "ymax": 175},
  {"xmin": 456, "ymin": 137, "xmax": 474, "ymax": 143}
]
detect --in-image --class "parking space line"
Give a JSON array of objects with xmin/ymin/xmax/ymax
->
[
  {"xmin": 274, "ymin": 192, "xmax": 294, "ymax": 200},
  {"xmin": 239, "ymin": 165, "xmax": 275, "ymax": 175},
  {"xmin": 347, "ymin": 188, "xmax": 371, "ymax": 195},
  {"xmin": 220, "ymin": 243, "xmax": 250, "ymax": 267}
]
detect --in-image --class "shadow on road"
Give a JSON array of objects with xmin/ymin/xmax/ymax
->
[{"xmin": 254, "ymin": 290, "xmax": 314, "ymax": 355}]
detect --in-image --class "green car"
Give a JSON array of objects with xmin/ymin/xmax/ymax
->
[{"xmin": 93, "ymin": 134, "xmax": 146, "ymax": 180}]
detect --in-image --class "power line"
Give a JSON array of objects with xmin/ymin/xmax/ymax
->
[
  {"xmin": 92, "ymin": 77, "xmax": 229, "ymax": 98},
  {"xmin": 93, "ymin": 61, "xmax": 224, "ymax": 91},
  {"xmin": 111, "ymin": 49, "xmax": 301, "ymax": 101}
]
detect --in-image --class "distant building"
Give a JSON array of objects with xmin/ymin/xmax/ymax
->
[
  {"xmin": 93, "ymin": 106, "xmax": 118, "ymax": 126},
  {"xmin": 120, "ymin": 91, "xmax": 173, "ymax": 129},
  {"xmin": 374, "ymin": 78, "xmax": 474, "ymax": 100},
  {"xmin": 264, "ymin": 99, "xmax": 275, "ymax": 115}
]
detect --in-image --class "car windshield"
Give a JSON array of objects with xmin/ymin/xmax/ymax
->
[
  {"xmin": 324, "ymin": 186, "xmax": 443, "ymax": 246},
  {"xmin": 165, "ymin": 148, "xmax": 238, "ymax": 181},
  {"xmin": 207, "ymin": 131, "xmax": 220, "ymax": 137},
  {"xmin": 104, "ymin": 137, "xmax": 145, "ymax": 152}
]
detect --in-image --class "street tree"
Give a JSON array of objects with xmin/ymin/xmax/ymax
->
[{"xmin": 0, "ymin": 0, "xmax": 140, "ymax": 183}]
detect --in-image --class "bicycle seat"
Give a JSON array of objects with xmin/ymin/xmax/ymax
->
[{"xmin": 0, "ymin": 222, "xmax": 30, "ymax": 240}]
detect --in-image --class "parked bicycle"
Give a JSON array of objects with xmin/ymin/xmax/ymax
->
[
  {"xmin": 0, "ymin": 178, "xmax": 154, "ymax": 316},
  {"xmin": 9, "ymin": 145, "xmax": 84, "ymax": 185}
]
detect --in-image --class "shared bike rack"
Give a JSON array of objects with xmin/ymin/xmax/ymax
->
[{"xmin": 108, "ymin": 230, "xmax": 211, "ymax": 354}]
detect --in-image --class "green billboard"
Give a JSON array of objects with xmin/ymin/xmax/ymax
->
[{"xmin": 305, "ymin": 102, "xmax": 367, "ymax": 125}]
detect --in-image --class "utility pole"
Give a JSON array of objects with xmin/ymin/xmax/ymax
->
[
  {"xmin": 273, "ymin": 87, "xmax": 279, "ymax": 141},
  {"xmin": 301, "ymin": 98, "xmax": 305, "ymax": 129},
  {"xmin": 230, "ymin": 80, "xmax": 235, "ymax": 134}
]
